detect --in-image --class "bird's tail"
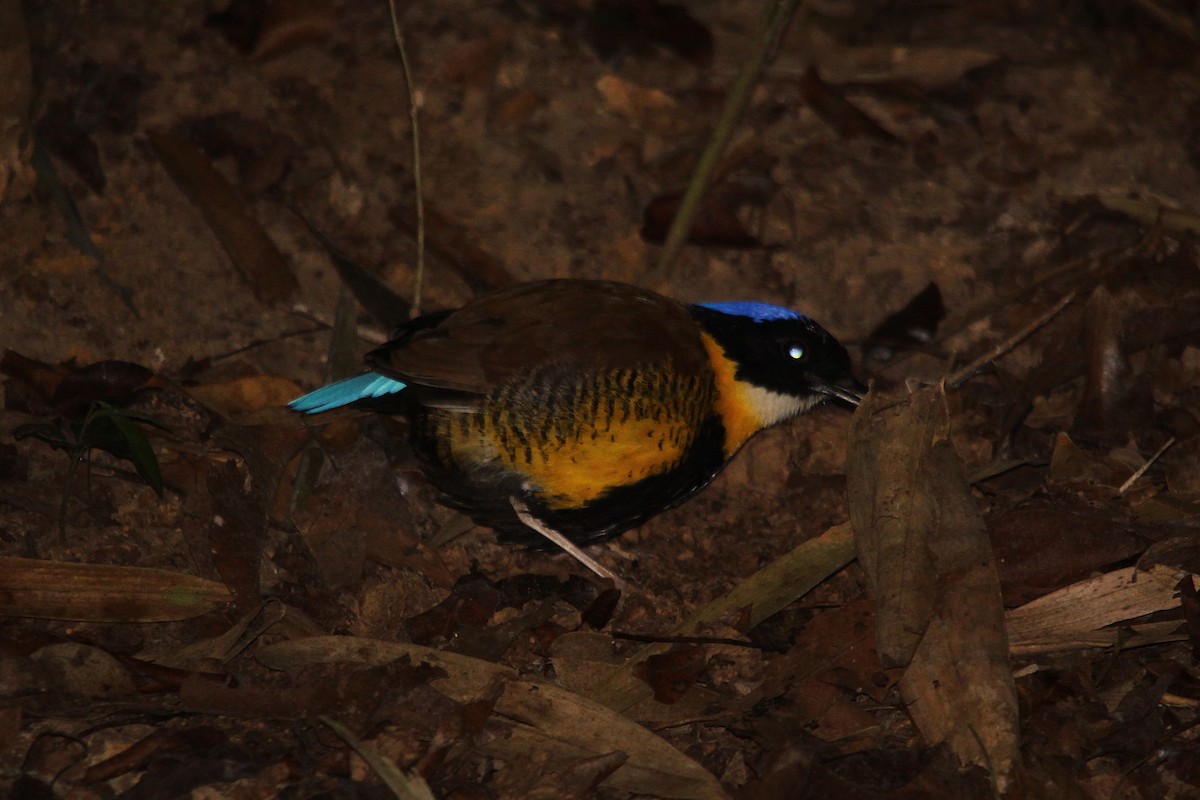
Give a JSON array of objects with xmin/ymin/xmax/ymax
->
[{"xmin": 288, "ymin": 372, "xmax": 408, "ymax": 414}]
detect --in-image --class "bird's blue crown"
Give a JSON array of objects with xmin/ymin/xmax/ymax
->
[{"xmin": 694, "ymin": 301, "xmax": 808, "ymax": 323}]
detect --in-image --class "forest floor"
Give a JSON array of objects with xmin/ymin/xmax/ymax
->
[{"xmin": 2, "ymin": 1, "xmax": 1200, "ymax": 797}]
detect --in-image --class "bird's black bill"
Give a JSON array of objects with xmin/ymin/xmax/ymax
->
[{"xmin": 816, "ymin": 377, "xmax": 867, "ymax": 408}]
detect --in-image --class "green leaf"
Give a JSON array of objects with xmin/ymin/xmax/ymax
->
[
  {"xmin": 79, "ymin": 406, "xmax": 164, "ymax": 497},
  {"xmin": 102, "ymin": 410, "xmax": 164, "ymax": 497}
]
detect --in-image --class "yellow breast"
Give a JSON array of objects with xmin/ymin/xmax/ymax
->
[{"xmin": 433, "ymin": 366, "xmax": 715, "ymax": 508}]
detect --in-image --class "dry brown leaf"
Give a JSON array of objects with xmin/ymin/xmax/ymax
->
[
  {"xmin": 31, "ymin": 643, "xmax": 137, "ymax": 698},
  {"xmin": 551, "ymin": 631, "xmax": 727, "ymax": 727},
  {"xmin": 148, "ymin": 128, "xmax": 298, "ymax": 305},
  {"xmin": 595, "ymin": 74, "xmax": 678, "ymax": 124},
  {"xmin": 800, "ymin": 66, "xmax": 897, "ymax": 142},
  {"xmin": 757, "ymin": 599, "xmax": 891, "ymax": 747},
  {"xmin": 0, "ymin": 557, "xmax": 232, "ymax": 622},
  {"xmin": 249, "ymin": 0, "xmax": 335, "ymax": 61},
  {"xmin": 807, "ymin": 44, "xmax": 1000, "ymax": 88},
  {"xmin": 1095, "ymin": 194, "xmax": 1200, "ymax": 238},
  {"xmin": 845, "ymin": 389, "xmax": 944, "ymax": 666},
  {"xmin": 847, "ymin": 387, "xmax": 1018, "ymax": 788},
  {"xmin": 187, "ymin": 375, "xmax": 303, "ymax": 417},
  {"xmin": 146, "ymin": 600, "xmax": 285, "ymax": 670},
  {"xmin": 988, "ymin": 496, "xmax": 1147, "ymax": 602},
  {"xmin": 320, "ymin": 716, "xmax": 436, "ymax": 800},
  {"xmin": 0, "ymin": 0, "xmax": 32, "ymax": 203},
  {"xmin": 1073, "ymin": 285, "xmax": 1148, "ymax": 437},
  {"xmin": 587, "ymin": 523, "xmax": 856, "ymax": 714},
  {"xmin": 257, "ymin": 636, "xmax": 728, "ymax": 800},
  {"xmin": 1007, "ymin": 564, "xmax": 1192, "ymax": 654}
]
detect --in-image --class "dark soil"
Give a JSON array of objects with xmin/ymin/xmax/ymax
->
[{"xmin": 2, "ymin": 1, "xmax": 1199, "ymax": 797}]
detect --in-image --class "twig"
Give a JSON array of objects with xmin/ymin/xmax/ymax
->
[
  {"xmin": 387, "ymin": 1, "xmax": 426, "ymax": 319},
  {"xmin": 1118, "ymin": 437, "xmax": 1175, "ymax": 495},
  {"xmin": 610, "ymin": 631, "xmax": 766, "ymax": 650},
  {"xmin": 945, "ymin": 291, "xmax": 1077, "ymax": 388},
  {"xmin": 291, "ymin": 304, "xmax": 389, "ymax": 345},
  {"xmin": 653, "ymin": 0, "xmax": 804, "ymax": 276},
  {"xmin": 510, "ymin": 497, "xmax": 625, "ymax": 589},
  {"xmin": 203, "ymin": 325, "xmax": 328, "ymax": 363}
]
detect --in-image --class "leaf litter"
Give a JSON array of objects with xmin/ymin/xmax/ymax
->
[{"xmin": 2, "ymin": 1, "xmax": 1200, "ymax": 798}]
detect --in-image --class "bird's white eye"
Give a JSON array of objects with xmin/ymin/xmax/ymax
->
[{"xmin": 787, "ymin": 344, "xmax": 806, "ymax": 360}]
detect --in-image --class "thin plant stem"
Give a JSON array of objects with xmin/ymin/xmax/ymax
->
[
  {"xmin": 653, "ymin": 0, "xmax": 804, "ymax": 276},
  {"xmin": 388, "ymin": 1, "xmax": 426, "ymax": 318}
]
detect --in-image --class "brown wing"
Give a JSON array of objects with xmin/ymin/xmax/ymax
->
[{"xmin": 367, "ymin": 280, "xmax": 711, "ymax": 394}]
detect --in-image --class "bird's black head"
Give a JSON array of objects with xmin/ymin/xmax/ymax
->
[{"xmin": 689, "ymin": 301, "xmax": 864, "ymax": 414}]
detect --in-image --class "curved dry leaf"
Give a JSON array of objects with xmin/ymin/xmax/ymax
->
[
  {"xmin": 845, "ymin": 389, "xmax": 945, "ymax": 666},
  {"xmin": 257, "ymin": 636, "xmax": 728, "ymax": 800},
  {"xmin": 148, "ymin": 128, "xmax": 298, "ymax": 306},
  {"xmin": 847, "ymin": 387, "xmax": 1018, "ymax": 789},
  {"xmin": 586, "ymin": 523, "xmax": 856, "ymax": 715},
  {"xmin": 320, "ymin": 715, "xmax": 435, "ymax": 800}
]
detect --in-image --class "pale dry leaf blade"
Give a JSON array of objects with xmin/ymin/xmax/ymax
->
[
  {"xmin": 320, "ymin": 715, "xmax": 436, "ymax": 800},
  {"xmin": 1006, "ymin": 564, "xmax": 1192, "ymax": 654},
  {"xmin": 0, "ymin": 557, "xmax": 232, "ymax": 621}
]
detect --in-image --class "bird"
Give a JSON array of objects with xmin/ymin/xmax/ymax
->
[{"xmin": 290, "ymin": 279, "xmax": 863, "ymax": 551}]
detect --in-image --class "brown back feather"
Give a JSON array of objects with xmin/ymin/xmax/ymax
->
[{"xmin": 368, "ymin": 280, "xmax": 710, "ymax": 394}]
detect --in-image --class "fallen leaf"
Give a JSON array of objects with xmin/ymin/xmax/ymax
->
[
  {"xmin": 440, "ymin": 37, "xmax": 503, "ymax": 88},
  {"xmin": 596, "ymin": 74, "xmax": 678, "ymax": 124},
  {"xmin": 847, "ymin": 387, "xmax": 1018, "ymax": 788},
  {"xmin": 148, "ymin": 128, "xmax": 298, "ymax": 306},
  {"xmin": 815, "ymin": 45, "xmax": 1001, "ymax": 88},
  {"xmin": 83, "ymin": 727, "xmax": 228, "ymax": 784},
  {"xmin": 1094, "ymin": 193, "xmax": 1200, "ymax": 239},
  {"xmin": 988, "ymin": 496, "xmax": 1148, "ymax": 603},
  {"xmin": 0, "ymin": 0, "xmax": 33, "ymax": 202},
  {"xmin": 387, "ymin": 199, "xmax": 518, "ymax": 297},
  {"xmin": 845, "ymin": 390, "xmax": 943, "ymax": 665},
  {"xmin": 0, "ymin": 557, "xmax": 232, "ymax": 622},
  {"xmin": 187, "ymin": 375, "xmax": 302, "ymax": 417},
  {"xmin": 1072, "ymin": 285, "xmax": 1151, "ymax": 439},
  {"xmin": 320, "ymin": 716, "xmax": 436, "ymax": 800},
  {"xmin": 800, "ymin": 66, "xmax": 897, "ymax": 142},
  {"xmin": 257, "ymin": 636, "xmax": 729, "ymax": 800},
  {"xmin": 632, "ymin": 645, "xmax": 707, "ymax": 704},
  {"xmin": 640, "ymin": 190, "xmax": 764, "ymax": 248},
  {"xmin": 588, "ymin": 523, "xmax": 856, "ymax": 714},
  {"xmin": 248, "ymin": 0, "xmax": 334, "ymax": 61},
  {"xmin": 206, "ymin": 457, "xmax": 267, "ymax": 604},
  {"xmin": 31, "ymin": 643, "xmax": 137, "ymax": 698},
  {"xmin": 1006, "ymin": 564, "xmax": 1192, "ymax": 654}
]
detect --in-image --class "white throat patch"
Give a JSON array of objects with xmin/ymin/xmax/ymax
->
[{"xmin": 740, "ymin": 383, "xmax": 823, "ymax": 428}]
